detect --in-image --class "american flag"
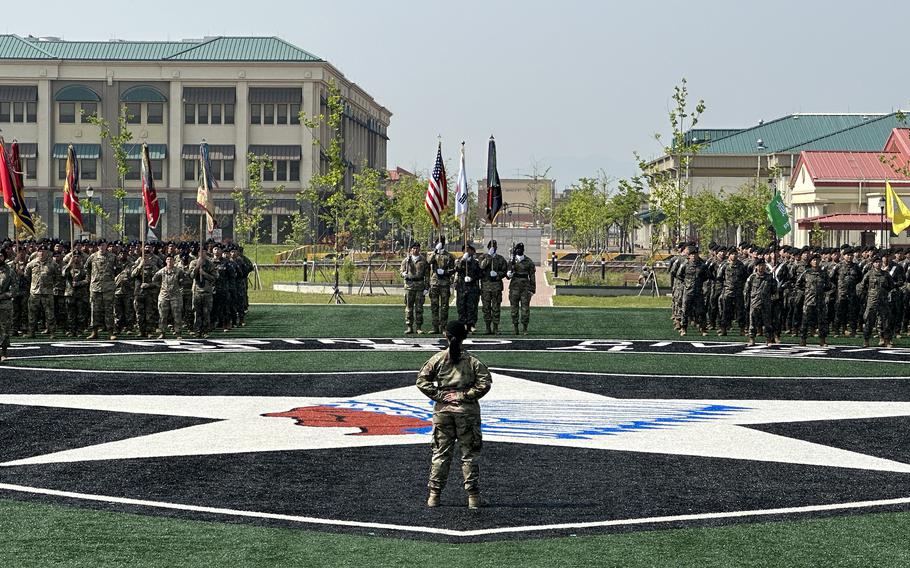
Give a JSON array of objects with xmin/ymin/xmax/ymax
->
[
  {"xmin": 425, "ymin": 142, "xmax": 447, "ymax": 228},
  {"xmin": 141, "ymin": 144, "xmax": 160, "ymax": 229}
]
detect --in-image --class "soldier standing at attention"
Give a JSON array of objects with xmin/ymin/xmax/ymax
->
[
  {"xmin": 400, "ymin": 243, "xmax": 429, "ymax": 334},
  {"xmin": 85, "ymin": 241, "xmax": 119, "ymax": 340},
  {"xmin": 62, "ymin": 254, "xmax": 90, "ymax": 336},
  {"xmin": 744, "ymin": 261, "xmax": 777, "ymax": 347},
  {"xmin": 417, "ymin": 320, "xmax": 492, "ymax": 510},
  {"xmin": 113, "ymin": 253, "xmax": 134, "ymax": 335},
  {"xmin": 0, "ymin": 246, "xmax": 17, "ymax": 361},
  {"xmin": 455, "ymin": 243, "xmax": 482, "ymax": 333},
  {"xmin": 796, "ymin": 255, "xmax": 832, "ymax": 347},
  {"xmin": 506, "ymin": 242, "xmax": 535, "ymax": 335},
  {"xmin": 679, "ymin": 245, "xmax": 708, "ymax": 337},
  {"xmin": 478, "ymin": 239, "xmax": 508, "ymax": 335},
  {"xmin": 859, "ymin": 255, "xmax": 894, "ymax": 347},
  {"xmin": 132, "ymin": 246, "xmax": 162, "ymax": 338},
  {"xmin": 189, "ymin": 247, "xmax": 216, "ymax": 338},
  {"xmin": 179, "ymin": 255, "xmax": 194, "ymax": 334},
  {"xmin": 717, "ymin": 247, "xmax": 747, "ymax": 336},
  {"xmin": 25, "ymin": 247, "xmax": 60, "ymax": 339},
  {"xmin": 426, "ymin": 237, "xmax": 455, "ymax": 334},
  {"xmin": 12, "ymin": 247, "xmax": 28, "ymax": 336},
  {"xmin": 153, "ymin": 255, "xmax": 187, "ymax": 340}
]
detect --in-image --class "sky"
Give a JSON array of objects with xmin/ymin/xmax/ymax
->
[{"xmin": 15, "ymin": 0, "xmax": 910, "ymax": 191}]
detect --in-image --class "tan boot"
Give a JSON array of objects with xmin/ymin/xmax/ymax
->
[
  {"xmin": 405, "ymin": 327, "xmax": 413, "ymax": 335},
  {"xmin": 87, "ymin": 330, "xmax": 98, "ymax": 340},
  {"xmin": 427, "ymin": 491, "xmax": 440, "ymax": 508},
  {"xmin": 747, "ymin": 337, "xmax": 755, "ymax": 346},
  {"xmin": 467, "ymin": 493, "xmax": 481, "ymax": 510}
]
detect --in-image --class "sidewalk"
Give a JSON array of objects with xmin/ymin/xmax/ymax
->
[{"xmin": 503, "ymin": 236, "xmax": 556, "ymax": 307}]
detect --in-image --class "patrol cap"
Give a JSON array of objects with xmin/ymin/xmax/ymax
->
[
  {"xmin": 465, "ymin": 242, "xmax": 476, "ymax": 252},
  {"xmin": 487, "ymin": 239, "xmax": 497, "ymax": 249},
  {"xmin": 688, "ymin": 245, "xmax": 700, "ymax": 254},
  {"xmin": 409, "ymin": 242, "xmax": 420, "ymax": 251},
  {"xmin": 514, "ymin": 242, "xmax": 525, "ymax": 254}
]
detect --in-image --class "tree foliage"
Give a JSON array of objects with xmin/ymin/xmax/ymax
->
[
  {"xmin": 233, "ymin": 153, "xmax": 281, "ymax": 245},
  {"xmin": 86, "ymin": 105, "xmax": 134, "ymax": 240}
]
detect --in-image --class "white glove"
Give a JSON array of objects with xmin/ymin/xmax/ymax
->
[
  {"xmin": 464, "ymin": 276, "xmax": 472, "ymax": 283},
  {"xmin": 507, "ymin": 271, "xmax": 514, "ymax": 278},
  {"xmin": 400, "ymin": 271, "xmax": 407, "ymax": 278},
  {"xmin": 490, "ymin": 271, "xmax": 497, "ymax": 277},
  {"xmin": 436, "ymin": 268, "xmax": 445, "ymax": 275},
  {"xmin": 423, "ymin": 289, "xmax": 429, "ymax": 296}
]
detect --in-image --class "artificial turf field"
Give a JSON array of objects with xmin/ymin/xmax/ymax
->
[{"xmin": 2, "ymin": 305, "xmax": 909, "ymax": 567}]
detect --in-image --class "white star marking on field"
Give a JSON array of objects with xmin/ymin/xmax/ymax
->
[{"xmin": 2, "ymin": 372, "xmax": 910, "ymax": 473}]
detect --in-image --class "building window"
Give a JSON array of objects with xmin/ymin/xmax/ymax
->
[
  {"xmin": 224, "ymin": 104, "xmax": 234, "ymax": 124},
  {"xmin": 223, "ymin": 159, "xmax": 234, "ymax": 182},
  {"xmin": 59, "ymin": 102, "xmax": 75, "ymax": 123},
  {"xmin": 275, "ymin": 160, "xmax": 287, "ymax": 182},
  {"xmin": 184, "ymin": 103, "xmax": 195, "ymax": 124},
  {"xmin": 250, "ymin": 104, "xmax": 261, "ymax": 125},
  {"xmin": 126, "ymin": 160, "xmax": 141, "ymax": 181},
  {"xmin": 289, "ymin": 159, "xmax": 300, "ymax": 181},
  {"xmin": 25, "ymin": 158, "xmax": 37, "ymax": 180},
  {"xmin": 197, "ymin": 104, "xmax": 208, "ymax": 125},
  {"xmin": 125, "ymin": 103, "xmax": 141, "ymax": 124},
  {"xmin": 263, "ymin": 104, "xmax": 274, "ymax": 125},
  {"xmin": 209, "ymin": 159, "xmax": 222, "ymax": 181},
  {"xmin": 12, "ymin": 102, "xmax": 23, "ymax": 122},
  {"xmin": 211, "ymin": 104, "xmax": 221, "ymax": 125},
  {"xmin": 277, "ymin": 104, "xmax": 288, "ymax": 125},
  {"xmin": 81, "ymin": 102, "xmax": 97, "ymax": 123},
  {"xmin": 147, "ymin": 103, "xmax": 163, "ymax": 124},
  {"xmin": 290, "ymin": 103, "xmax": 300, "ymax": 125},
  {"xmin": 81, "ymin": 159, "xmax": 97, "ymax": 180},
  {"xmin": 262, "ymin": 162, "xmax": 274, "ymax": 182},
  {"xmin": 26, "ymin": 102, "xmax": 37, "ymax": 123},
  {"xmin": 151, "ymin": 159, "xmax": 163, "ymax": 181},
  {"xmin": 0, "ymin": 102, "xmax": 9, "ymax": 122},
  {"xmin": 184, "ymin": 159, "xmax": 195, "ymax": 181}
]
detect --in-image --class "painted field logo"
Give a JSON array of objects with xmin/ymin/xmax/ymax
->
[{"xmin": 264, "ymin": 404, "xmax": 432, "ymax": 436}]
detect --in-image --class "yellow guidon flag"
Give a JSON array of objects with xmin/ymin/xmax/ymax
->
[{"xmin": 885, "ymin": 181, "xmax": 910, "ymax": 235}]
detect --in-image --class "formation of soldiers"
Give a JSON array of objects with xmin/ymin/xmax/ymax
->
[
  {"xmin": 400, "ymin": 237, "xmax": 536, "ymax": 336},
  {"xmin": 668, "ymin": 242, "xmax": 908, "ymax": 348},
  {"xmin": 0, "ymin": 238, "xmax": 254, "ymax": 361}
]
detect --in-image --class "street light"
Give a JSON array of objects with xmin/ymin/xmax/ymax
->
[{"xmin": 878, "ymin": 195, "xmax": 886, "ymax": 248}]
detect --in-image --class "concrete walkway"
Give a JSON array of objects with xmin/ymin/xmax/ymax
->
[{"xmin": 503, "ymin": 236, "xmax": 556, "ymax": 307}]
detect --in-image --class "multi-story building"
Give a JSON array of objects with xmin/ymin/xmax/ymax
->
[{"xmin": 0, "ymin": 34, "xmax": 391, "ymax": 243}]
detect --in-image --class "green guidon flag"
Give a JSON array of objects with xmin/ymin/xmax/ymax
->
[{"xmin": 765, "ymin": 192, "xmax": 791, "ymax": 237}]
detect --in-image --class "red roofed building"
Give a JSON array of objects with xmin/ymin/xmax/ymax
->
[{"xmin": 789, "ymin": 128, "xmax": 910, "ymax": 247}]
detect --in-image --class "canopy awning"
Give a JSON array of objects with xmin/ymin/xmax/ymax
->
[
  {"xmin": 797, "ymin": 213, "xmax": 890, "ymax": 231},
  {"xmin": 123, "ymin": 144, "xmax": 167, "ymax": 160},
  {"xmin": 182, "ymin": 87, "xmax": 236, "ymax": 104},
  {"xmin": 248, "ymin": 145, "xmax": 301, "ymax": 159},
  {"xmin": 54, "ymin": 85, "xmax": 101, "ymax": 102},
  {"xmin": 52, "ymin": 144, "xmax": 101, "ymax": 159},
  {"xmin": 120, "ymin": 85, "xmax": 167, "ymax": 103},
  {"xmin": 182, "ymin": 197, "xmax": 234, "ymax": 214},
  {"xmin": 249, "ymin": 87, "xmax": 302, "ymax": 104},
  {"xmin": 15, "ymin": 143, "xmax": 37, "ymax": 158},
  {"xmin": 181, "ymin": 144, "xmax": 235, "ymax": 160},
  {"xmin": 0, "ymin": 85, "xmax": 38, "ymax": 101}
]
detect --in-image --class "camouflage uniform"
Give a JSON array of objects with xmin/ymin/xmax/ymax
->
[
  {"xmin": 718, "ymin": 256, "xmax": 747, "ymax": 333},
  {"xmin": 508, "ymin": 256, "xmax": 536, "ymax": 333},
  {"xmin": 426, "ymin": 247, "xmax": 455, "ymax": 333},
  {"xmin": 153, "ymin": 264, "xmax": 187, "ymax": 335},
  {"xmin": 25, "ymin": 256, "xmax": 60, "ymax": 336},
  {"xmin": 53, "ymin": 257, "xmax": 67, "ymax": 331},
  {"xmin": 180, "ymin": 260, "xmax": 194, "ymax": 331},
  {"xmin": 0, "ymin": 260, "xmax": 17, "ymax": 353},
  {"xmin": 455, "ymin": 253, "xmax": 482, "ymax": 330},
  {"xmin": 400, "ymin": 253, "xmax": 429, "ymax": 333},
  {"xmin": 416, "ymin": 348, "xmax": 492, "ymax": 497},
  {"xmin": 131, "ymin": 257, "xmax": 162, "ymax": 336},
  {"xmin": 744, "ymin": 269, "xmax": 777, "ymax": 340},
  {"xmin": 680, "ymin": 255, "xmax": 708, "ymax": 334},
  {"xmin": 886, "ymin": 261, "xmax": 905, "ymax": 336},
  {"xmin": 832, "ymin": 258, "xmax": 861, "ymax": 335},
  {"xmin": 85, "ymin": 250, "xmax": 119, "ymax": 335},
  {"xmin": 233, "ymin": 254, "xmax": 253, "ymax": 326},
  {"xmin": 62, "ymin": 261, "xmax": 90, "ymax": 335},
  {"xmin": 479, "ymin": 252, "xmax": 509, "ymax": 334},
  {"xmin": 859, "ymin": 263, "xmax": 894, "ymax": 345},
  {"xmin": 189, "ymin": 256, "xmax": 216, "ymax": 336},
  {"xmin": 797, "ymin": 264, "xmax": 832, "ymax": 342},
  {"xmin": 212, "ymin": 256, "xmax": 235, "ymax": 330},
  {"xmin": 12, "ymin": 258, "xmax": 28, "ymax": 335},
  {"xmin": 113, "ymin": 266, "xmax": 135, "ymax": 333}
]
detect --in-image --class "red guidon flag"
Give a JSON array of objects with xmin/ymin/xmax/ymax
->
[
  {"xmin": 424, "ymin": 142, "xmax": 447, "ymax": 228},
  {"xmin": 63, "ymin": 144, "xmax": 84, "ymax": 230},
  {"xmin": 141, "ymin": 143, "xmax": 160, "ymax": 228}
]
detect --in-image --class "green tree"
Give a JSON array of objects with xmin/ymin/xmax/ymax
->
[
  {"xmin": 233, "ymin": 153, "xmax": 281, "ymax": 246},
  {"xmin": 86, "ymin": 105, "xmax": 134, "ymax": 240},
  {"xmin": 553, "ymin": 178, "xmax": 611, "ymax": 252},
  {"xmin": 348, "ymin": 166, "xmax": 389, "ymax": 251},
  {"xmin": 611, "ymin": 178, "xmax": 648, "ymax": 252},
  {"xmin": 386, "ymin": 173, "xmax": 434, "ymax": 248}
]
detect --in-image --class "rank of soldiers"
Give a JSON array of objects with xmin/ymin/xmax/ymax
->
[
  {"xmin": 400, "ymin": 237, "xmax": 536, "ymax": 337},
  {"xmin": 0, "ymin": 238, "xmax": 255, "ymax": 361},
  {"xmin": 667, "ymin": 241, "xmax": 908, "ymax": 348}
]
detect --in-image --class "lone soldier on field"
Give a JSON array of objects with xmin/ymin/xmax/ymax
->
[
  {"xmin": 478, "ymin": 239, "xmax": 508, "ymax": 335},
  {"xmin": 426, "ymin": 236, "xmax": 455, "ymax": 334},
  {"xmin": 84, "ymin": 240, "xmax": 119, "ymax": 340},
  {"xmin": 25, "ymin": 247, "xmax": 60, "ymax": 339},
  {"xmin": 153, "ymin": 255, "xmax": 188, "ymax": 340},
  {"xmin": 400, "ymin": 242, "xmax": 429, "ymax": 334},
  {"xmin": 506, "ymin": 242, "xmax": 536, "ymax": 335},
  {"xmin": 455, "ymin": 243, "xmax": 483, "ymax": 332},
  {"xmin": 417, "ymin": 320, "xmax": 492, "ymax": 510}
]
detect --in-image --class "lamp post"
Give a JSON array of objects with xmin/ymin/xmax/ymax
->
[
  {"xmin": 85, "ymin": 185, "xmax": 94, "ymax": 239},
  {"xmin": 878, "ymin": 195, "xmax": 886, "ymax": 248}
]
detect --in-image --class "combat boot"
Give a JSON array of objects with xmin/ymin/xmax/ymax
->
[
  {"xmin": 484, "ymin": 322, "xmax": 492, "ymax": 335},
  {"xmin": 878, "ymin": 339, "xmax": 886, "ymax": 347},
  {"xmin": 432, "ymin": 325, "xmax": 440, "ymax": 334},
  {"xmin": 492, "ymin": 323, "xmax": 499, "ymax": 335},
  {"xmin": 819, "ymin": 339, "xmax": 827, "ymax": 347},
  {"xmin": 405, "ymin": 326, "xmax": 413, "ymax": 335},
  {"xmin": 513, "ymin": 324, "xmax": 519, "ymax": 335},
  {"xmin": 747, "ymin": 337, "xmax": 755, "ymax": 346},
  {"xmin": 799, "ymin": 338, "xmax": 807, "ymax": 347},
  {"xmin": 427, "ymin": 491, "xmax": 440, "ymax": 508},
  {"xmin": 416, "ymin": 328, "xmax": 425, "ymax": 334},
  {"xmin": 109, "ymin": 335, "xmax": 118, "ymax": 341},
  {"xmin": 521, "ymin": 324, "xmax": 528, "ymax": 336},
  {"xmin": 863, "ymin": 339, "xmax": 870, "ymax": 348},
  {"xmin": 467, "ymin": 493, "xmax": 481, "ymax": 510},
  {"xmin": 87, "ymin": 330, "xmax": 98, "ymax": 340}
]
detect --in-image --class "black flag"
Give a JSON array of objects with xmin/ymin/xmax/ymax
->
[{"xmin": 485, "ymin": 136, "xmax": 503, "ymax": 223}]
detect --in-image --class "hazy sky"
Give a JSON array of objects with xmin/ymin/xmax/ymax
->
[{"xmin": 16, "ymin": 0, "xmax": 910, "ymax": 189}]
